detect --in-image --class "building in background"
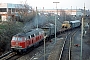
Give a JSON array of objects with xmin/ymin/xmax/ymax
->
[
  {"xmin": 38, "ymin": 9, "xmax": 90, "ymax": 16},
  {"xmin": 0, "ymin": 3, "xmax": 32, "ymax": 21}
]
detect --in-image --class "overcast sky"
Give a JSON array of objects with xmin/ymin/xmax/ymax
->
[{"xmin": 0, "ymin": 0, "xmax": 90, "ymax": 10}]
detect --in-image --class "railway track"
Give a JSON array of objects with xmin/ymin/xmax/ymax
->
[
  {"xmin": 0, "ymin": 51, "xmax": 17, "ymax": 60},
  {"xmin": 58, "ymin": 28, "xmax": 79, "ymax": 60}
]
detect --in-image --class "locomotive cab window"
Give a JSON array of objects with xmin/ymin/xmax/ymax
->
[
  {"xmin": 31, "ymin": 34, "xmax": 34, "ymax": 38},
  {"xmin": 12, "ymin": 37, "xmax": 17, "ymax": 40},
  {"xmin": 12, "ymin": 36, "xmax": 22, "ymax": 41},
  {"xmin": 18, "ymin": 37, "xmax": 22, "ymax": 41},
  {"xmin": 28, "ymin": 36, "xmax": 31, "ymax": 39}
]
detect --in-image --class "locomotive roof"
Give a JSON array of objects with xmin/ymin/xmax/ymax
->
[
  {"xmin": 14, "ymin": 28, "xmax": 43, "ymax": 37},
  {"xmin": 70, "ymin": 20, "xmax": 80, "ymax": 23}
]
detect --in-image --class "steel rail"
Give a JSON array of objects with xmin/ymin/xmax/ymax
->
[
  {"xmin": 0, "ymin": 51, "xmax": 17, "ymax": 60},
  {"xmin": 58, "ymin": 29, "xmax": 79, "ymax": 60}
]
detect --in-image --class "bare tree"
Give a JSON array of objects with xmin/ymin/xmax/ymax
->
[
  {"xmin": 60, "ymin": 9, "xmax": 72, "ymax": 21},
  {"xmin": 14, "ymin": 1, "xmax": 36, "ymax": 23}
]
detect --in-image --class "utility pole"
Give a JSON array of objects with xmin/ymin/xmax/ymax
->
[
  {"xmin": 80, "ymin": 3, "xmax": 85, "ymax": 60},
  {"xmin": 53, "ymin": 2, "xmax": 59, "ymax": 43},
  {"xmin": 80, "ymin": 18, "xmax": 83, "ymax": 60},
  {"xmin": 44, "ymin": 35, "xmax": 47, "ymax": 60},
  {"xmin": 71, "ymin": 6, "xmax": 72, "ymax": 15},
  {"xmin": 83, "ymin": 3, "xmax": 86, "ymax": 36},
  {"xmin": 36, "ymin": 7, "xmax": 38, "ymax": 29},
  {"xmin": 84, "ymin": 3, "xmax": 85, "ymax": 18}
]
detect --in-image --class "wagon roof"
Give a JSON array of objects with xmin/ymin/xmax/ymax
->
[{"xmin": 70, "ymin": 20, "xmax": 80, "ymax": 23}]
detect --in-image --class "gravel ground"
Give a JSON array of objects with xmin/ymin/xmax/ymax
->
[
  {"xmin": 71, "ymin": 29, "xmax": 81, "ymax": 60},
  {"xmin": 71, "ymin": 24, "xmax": 90, "ymax": 60},
  {"xmin": 48, "ymin": 37, "xmax": 65, "ymax": 60},
  {"xmin": 83, "ymin": 28, "xmax": 90, "ymax": 60}
]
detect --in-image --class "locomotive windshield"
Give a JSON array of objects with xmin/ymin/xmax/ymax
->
[{"xmin": 12, "ymin": 36, "xmax": 22, "ymax": 41}]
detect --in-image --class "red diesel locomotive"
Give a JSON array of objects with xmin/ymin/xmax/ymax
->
[{"xmin": 11, "ymin": 28, "xmax": 44, "ymax": 52}]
